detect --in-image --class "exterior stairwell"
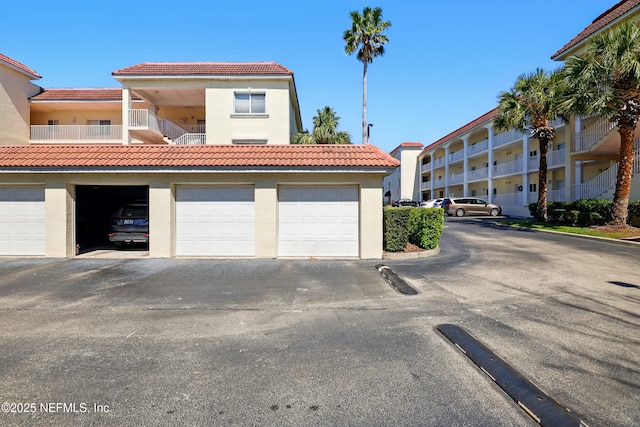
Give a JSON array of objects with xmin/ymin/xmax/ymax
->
[
  {"xmin": 573, "ymin": 140, "xmax": 640, "ymax": 200},
  {"xmin": 129, "ymin": 109, "xmax": 205, "ymax": 145}
]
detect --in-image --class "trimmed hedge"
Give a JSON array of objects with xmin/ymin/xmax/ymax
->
[
  {"xmin": 528, "ymin": 198, "xmax": 639, "ymax": 226},
  {"xmin": 383, "ymin": 207, "xmax": 444, "ymax": 251}
]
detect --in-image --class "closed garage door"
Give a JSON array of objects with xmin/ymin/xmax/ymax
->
[
  {"xmin": 0, "ymin": 186, "xmax": 45, "ymax": 256},
  {"xmin": 175, "ymin": 185, "xmax": 255, "ymax": 256},
  {"xmin": 278, "ymin": 185, "xmax": 359, "ymax": 257}
]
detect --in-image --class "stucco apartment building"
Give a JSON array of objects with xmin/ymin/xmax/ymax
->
[
  {"xmin": 0, "ymin": 56, "xmax": 398, "ymax": 258},
  {"xmin": 386, "ymin": 0, "xmax": 640, "ymax": 217}
]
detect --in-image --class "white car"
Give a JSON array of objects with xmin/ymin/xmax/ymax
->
[{"xmin": 421, "ymin": 198, "xmax": 443, "ymax": 208}]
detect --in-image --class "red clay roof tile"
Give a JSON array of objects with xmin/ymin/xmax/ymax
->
[
  {"xmin": 30, "ymin": 88, "xmax": 133, "ymax": 101},
  {"xmin": 0, "ymin": 52, "xmax": 41, "ymax": 79},
  {"xmin": 0, "ymin": 145, "xmax": 399, "ymax": 169},
  {"xmin": 419, "ymin": 108, "xmax": 499, "ymax": 156},
  {"xmin": 112, "ymin": 62, "xmax": 293, "ymax": 77},
  {"xmin": 552, "ymin": 0, "xmax": 640, "ymax": 59}
]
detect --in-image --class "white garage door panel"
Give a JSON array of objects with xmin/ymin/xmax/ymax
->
[
  {"xmin": 176, "ymin": 186, "xmax": 255, "ymax": 256},
  {"xmin": 0, "ymin": 186, "xmax": 45, "ymax": 256},
  {"xmin": 279, "ymin": 186, "xmax": 359, "ymax": 257}
]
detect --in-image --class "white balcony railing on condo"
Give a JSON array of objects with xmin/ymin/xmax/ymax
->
[
  {"xmin": 572, "ymin": 143, "xmax": 640, "ymax": 200},
  {"xmin": 493, "ymin": 129, "xmax": 524, "ymax": 148},
  {"xmin": 467, "ymin": 167, "xmax": 488, "ymax": 181},
  {"xmin": 449, "ymin": 172, "xmax": 465, "ymax": 185},
  {"xmin": 575, "ymin": 116, "xmax": 616, "ymax": 151},
  {"xmin": 493, "ymin": 159, "xmax": 521, "ymax": 177},
  {"xmin": 130, "ymin": 109, "xmax": 206, "ymax": 144},
  {"xmin": 433, "ymin": 157, "xmax": 446, "ymax": 168},
  {"xmin": 528, "ymin": 149, "xmax": 566, "ymax": 171},
  {"xmin": 173, "ymin": 133, "xmax": 207, "ymax": 145},
  {"xmin": 468, "ymin": 139, "xmax": 488, "ymax": 155},
  {"xmin": 31, "ymin": 125, "xmax": 123, "ymax": 142}
]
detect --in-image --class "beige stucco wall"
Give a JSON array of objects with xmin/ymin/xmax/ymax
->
[
  {"xmin": 0, "ymin": 66, "xmax": 40, "ymax": 145},
  {"xmin": 31, "ymin": 109, "xmax": 123, "ymax": 126},
  {"xmin": 1, "ymin": 171, "xmax": 386, "ymax": 259},
  {"xmin": 205, "ymin": 80, "xmax": 291, "ymax": 144}
]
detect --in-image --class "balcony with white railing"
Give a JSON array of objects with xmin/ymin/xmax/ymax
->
[
  {"xmin": 493, "ymin": 159, "xmax": 522, "ymax": 178},
  {"xmin": 528, "ymin": 149, "xmax": 566, "ymax": 172},
  {"xmin": 433, "ymin": 157, "xmax": 446, "ymax": 168},
  {"xmin": 449, "ymin": 172, "xmax": 465, "ymax": 185},
  {"xmin": 420, "ymin": 162, "xmax": 432, "ymax": 174},
  {"xmin": 31, "ymin": 125, "xmax": 123, "ymax": 143},
  {"xmin": 467, "ymin": 167, "xmax": 488, "ymax": 181},
  {"xmin": 494, "ymin": 129, "xmax": 524, "ymax": 148},
  {"xmin": 129, "ymin": 109, "xmax": 206, "ymax": 145},
  {"xmin": 468, "ymin": 139, "xmax": 489, "ymax": 156},
  {"xmin": 449, "ymin": 150, "xmax": 465, "ymax": 163},
  {"xmin": 420, "ymin": 181, "xmax": 431, "ymax": 191},
  {"xmin": 575, "ymin": 116, "xmax": 616, "ymax": 151}
]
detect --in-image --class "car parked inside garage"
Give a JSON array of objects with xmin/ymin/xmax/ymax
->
[{"xmin": 108, "ymin": 203, "xmax": 149, "ymax": 246}]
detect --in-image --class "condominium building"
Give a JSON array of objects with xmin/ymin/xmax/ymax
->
[{"xmin": 394, "ymin": 0, "xmax": 640, "ymax": 217}]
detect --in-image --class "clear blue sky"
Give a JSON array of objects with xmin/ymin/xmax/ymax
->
[{"xmin": 1, "ymin": 1, "xmax": 616, "ymax": 153}]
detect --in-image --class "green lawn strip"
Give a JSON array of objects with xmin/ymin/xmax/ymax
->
[{"xmin": 502, "ymin": 221, "xmax": 631, "ymax": 239}]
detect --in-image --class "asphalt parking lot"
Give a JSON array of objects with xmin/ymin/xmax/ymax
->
[{"xmin": 0, "ymin": 257, "xmax": 535, "ymax": 426}]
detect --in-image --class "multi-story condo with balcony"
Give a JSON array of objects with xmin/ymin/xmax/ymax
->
[
  {"xmin": 0, "ymin": 56, "xmax": 398, "ymax": 258},
  {"xmin": 390, "ymin": 0, "xmax": 640, "ymax": 217}
]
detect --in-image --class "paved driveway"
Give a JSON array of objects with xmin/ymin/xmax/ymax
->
[{"xmin": 0, "ymin": 257, "xmax": 533, "ymax": 426}]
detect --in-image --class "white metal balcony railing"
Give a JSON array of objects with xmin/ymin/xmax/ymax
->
[
  {"xmin": 575, "ymin": 116, "xmax": 616, "ymax": 151},
  {"xmin": 31, "ymin": 125, "xmax": 123, "ymax": 142},
  {"xmin": 493, "ymin": 128, "xmax": 524, "ymax": 148},
  {"xmin": 572, "ymin": 143, "xmax": 640, "ymax": 200},
  {"xmin": 449, "ymin": 150, "xmax": 465, "ymax": 162},
  {"xmin": 528, "ymin": 149, "xmax": 566, "ymax": 171},
  {"xmin": 467, "ymin": 167, "xmax": 488, "ymax": 181},
  {"xmin": 468, "ymin": 139, "xmax": 489, "ymax": 155},
  {"xmin": 129, "ymin": 109, "xmax": 206, "ymax": 145},
  {"xmin": 449, "ymin": 172, "xmax": 465, "ymax": 185},
  {"xmin": 433, "ymin": 157, "xmax": 446, "ymax": 168}
]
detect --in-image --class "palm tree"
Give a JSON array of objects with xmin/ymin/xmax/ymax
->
[
  {"xmin": 343, "ymin": 6, "xmax": 391, "ymax": 144},
  {"xmin": 494, "ymin": 68, "xmax": 567, "ymax": 222},
  {"xmin": 563, "ymin": 21, "xmax": 640, "ymax": 226},
  {"xmin": 291, "ymin": 106, "xmax": 352, "ymax": 145}
]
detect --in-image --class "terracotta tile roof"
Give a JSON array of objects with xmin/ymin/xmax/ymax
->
[
  {"xmin": 30, "ymin": 88, "xmax": 134, "ymax": 101},
  {"xmin": 552, "ymin": 0, "xmax": 640, "ymax": 59},
  {"xmin": 0, "ymin": 144, "xmax": 399, "ymax": 169},
  {"xmin": 419, "ymin": 108, "xmax": 499, "ymax": 156},
  {"xmin": 112, "ymin": 62, "xmax": 293, "ymax": 77},
  {"xmin": 389, "ymin": 142, "xmax": 423, "ymax": 154},
  {"xmin": 0, "ymin": 52, "xmax": 41, "ymax": 79}
]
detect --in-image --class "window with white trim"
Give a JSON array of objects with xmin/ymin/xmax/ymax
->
[{"xmin": 234, "ymin": 92, "xmax": 266, "ymax": 114}]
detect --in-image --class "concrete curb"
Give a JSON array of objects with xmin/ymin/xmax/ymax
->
[{"xmin": 382, "ymin": 245, "xmax": 440, "ymax": 260}]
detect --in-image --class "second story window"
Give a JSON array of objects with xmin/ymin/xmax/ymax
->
[{"xmin": 234, "ymin": 92, "xmax": 265, "ymax": 114}]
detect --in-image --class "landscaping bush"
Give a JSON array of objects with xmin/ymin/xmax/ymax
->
[
  {"xmin": 577, "ymin": 211, "xmax": 605, "ymax": 227},
  {"xmin": 383, "ymin": 207, "xmax": 411, "ymax": 252},
  {"xmin": 528, "ymin": 198, "xmax": 640, "ymax": 226},
  {"xmin": 407, "ymin": 208, "xmax": 444, "ymax": 250},
  {"xmin": 383, "ymin": 207, "xmax": 444, "ymax": 251}
]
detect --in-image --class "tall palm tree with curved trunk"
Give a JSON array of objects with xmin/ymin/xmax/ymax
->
[
  {"xmin": 344, "ymin": 6, "xmax": 391, "ymax": 144},
  {"xmin": 291, "ymin": 106, "xmax": 351, "ymax": 145},
  {"xmin": 494, "ymin": 68, "xmax": 567, "ymax": 222},
  {"xmin": 563, "ymin": 21, "xmax": 640, "ymax": 226}
]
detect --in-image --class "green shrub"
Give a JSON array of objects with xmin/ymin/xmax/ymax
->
[
  {"xmin": 383, "ymin": 207, "xmax": 411, "ymax": 252},
  {"xmin": 562, "ymin": 210, "xmax": 581, "ymax": 226},
  {"xmin": 627, "ymin": 200, "xmax": 640, "ymax": 225},
  {"xmin": 383, "ymin": 207, "xmax": 444, "ymax": 251},
  {"xmin": 549, "ymin": 208, "xmax": 566, "ymax": 224},
  {"xmin": 408, "ymin": 208, "xmax": 444, "ymax": 250},
  {"xmin": 577, "ymin": 211, "xmax": 605, "ymax": 227}
]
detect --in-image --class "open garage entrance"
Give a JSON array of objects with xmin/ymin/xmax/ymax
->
[{"xmin": 75, "ymin": 185, "xmax": 149, "ymax": 254}]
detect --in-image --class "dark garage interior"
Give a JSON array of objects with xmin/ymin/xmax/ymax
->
[{"xmin": 75, "ymin": 185, "xmax": 149, "ymax": 254}]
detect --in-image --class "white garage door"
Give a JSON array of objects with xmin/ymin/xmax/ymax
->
[
  {"xmin": 175, "ymin": 185, "xmax": 255, "ymax": 256},
  {"xmin": 0, "ymin": 186, "xmax": 45, "ymax": 256},
  {"xmin": 278, "ymin": 185, "xmax": 359, "ymax": 257}
]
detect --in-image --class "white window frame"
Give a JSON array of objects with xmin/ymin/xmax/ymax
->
[{"xmin": 233, "ymin": 91, "xmax": 267, "ymax": 116}]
